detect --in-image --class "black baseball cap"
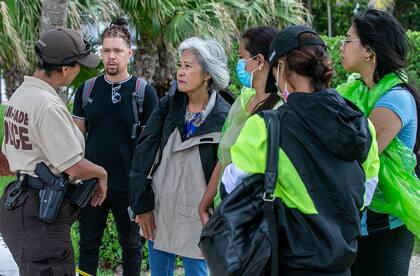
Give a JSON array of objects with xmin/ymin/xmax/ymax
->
[
  {"xmin": 268, "ymin": 25, "xmax": 326, "ymax": 65},
  {"xmin": 35, "ymin": 28, "xmax": 100, "ymax": 69}
]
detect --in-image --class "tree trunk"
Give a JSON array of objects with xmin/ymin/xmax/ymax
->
[
  {"xmin": 155, "ymin": 39, "xmax": 176, "ymax": 97},
  {"xmin": 306, "ymin": 0, "xmax": 313, "ymax": 26},
  {"xmin": 133, "ymin": 34, "xmax": 176, "ymax": 97},
  {"xmin": 4, "ymin": 67, "xmax": 25, "ymax": 99},
  {"xmin": 40, "ymin": 0, "xmax": 68, "ymax": 32},
  {"xmin": 327, "ymin": 0, "xmax": 332, "ymax": 37},
  {"xmin": 133, "ymin": 33, "xmax": 159, "ymax": 84},
  {"xmin": 40, "ymin": 0, "xmax": 69, "ymax": 103}
]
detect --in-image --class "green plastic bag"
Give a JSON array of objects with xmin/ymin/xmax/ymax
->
[
  {"xmin": 337, "ymin": 72, "xmax": 420, "ymax": 237},
  {"xmin": 214, "ymin": 87, "xmax": 255, "ymax": 206},
  {"xmin": 372, "ymin": 139, "xmax": 420, "ymax": 237}
]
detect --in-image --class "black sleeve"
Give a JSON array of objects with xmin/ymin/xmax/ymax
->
[
  {"xmin": 73, "ymin": 84, "xmax": 85, "ymax": 119},
  {"xmin": 129, "ymin": 95, "xmax": 171, "ymax": 215},
  {"xmin": 139, "ymin": 84, "xmax": 159, "ymax": 126}
]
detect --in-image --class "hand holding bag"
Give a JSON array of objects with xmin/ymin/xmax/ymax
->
[{"xmin": 199, "ymin": 110, "xmax": 282, "ymax": 276}]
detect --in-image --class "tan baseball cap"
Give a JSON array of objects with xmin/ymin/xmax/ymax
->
[{"xmin": 35, "ymin": 27, "xmax": 100, "ymax": 68}]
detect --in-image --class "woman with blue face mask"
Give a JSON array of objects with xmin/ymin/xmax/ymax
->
[{"xmin": 198, "ymin": 26, "xmax": 281, "ymax": 225}]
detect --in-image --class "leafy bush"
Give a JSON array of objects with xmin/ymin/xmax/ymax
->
[
  {"xmin": 227, "ymin": 41, "xmax": 240, "ymax": 96},
  {"xmin": 0, "ymin": 175, "xmax": 14, "ymax": 197},
  {"xmin": 406, "ymin": 31, "xmax": 420, "ymax": 89},
  {"xmin": 321, "ymin": 35, "xmax": 349, "ymax": 88},
  {"xmin": 71, "ymin": 213, "xmax": 153, "ymax": 272},
  {"xmin": 71, "ymin": 214, "xmax": 123, "ymax": 271}
]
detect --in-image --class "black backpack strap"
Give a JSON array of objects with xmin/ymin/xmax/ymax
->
[
  {"xmin": 82, "ymin": 77, "xmax": 97, "ymax": 110},
  {"xmin": 260, "ymin": 109, "xmax": 282, "ymax": 276},
  {"xmin": 261, "ymin": 110, "xmax": 280, "ymax": 195},
  {"xmin": 131, "ymin": 78, "xmax": 147, "ymax": 139}
]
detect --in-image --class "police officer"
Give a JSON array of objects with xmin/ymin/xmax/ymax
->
[{"xmin": 0, "ymin": 28, "xmax": 108, "ymax": 275}]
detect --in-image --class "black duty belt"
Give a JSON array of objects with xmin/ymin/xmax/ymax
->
[
  {"xmin": 17, "ymin": 173, "xmax": 45, "ymax": 190},
  {"xmin": 18, "ymin": 173, "xmax": 96, "ymax": 207},
  {"xmin": 5, "ymin": 164, "xmax": 97, "ymax": 223}
]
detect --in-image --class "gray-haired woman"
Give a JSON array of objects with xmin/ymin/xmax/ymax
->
[{"xmin": 129, "ymin": 37, "xmax": 231, "ymax": 276}]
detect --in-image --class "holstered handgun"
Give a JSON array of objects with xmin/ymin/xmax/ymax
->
[
  {"xmin": 67, "ymin": 178, "xmax": 97, "ymax": 208},
  {"xmin": 35, "ymin": 162, "xmax": 69, "ymax": 224}
]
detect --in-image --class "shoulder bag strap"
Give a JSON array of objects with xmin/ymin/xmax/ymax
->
[
  {"xmin": 131, "ymin": 78, "xmax": 147, "ymax": 139},
  {"xmin": 82, "ymin": 77, "xmax": 97, "ymax": 109},
  {"xmin": 261, "ymin": 109, "xmax": 283, "ymax": 276}
]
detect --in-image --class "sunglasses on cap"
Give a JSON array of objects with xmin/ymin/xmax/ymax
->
[{"xmin": 61, "ymin": 40, "xmax": 92, "ymax": 65}]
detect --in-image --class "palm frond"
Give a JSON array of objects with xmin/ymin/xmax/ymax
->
[
  {"xmin": 276, "ymin": 0, "xmax": 309, "ymax": 27},
  {"xmin": 0, "ymin": 1, "xmax": 29, "ymax": 69},
  {"xmin": 68, "ymin": 0, "xmax": 122, "ymax": 30},
  {"xmin": 122, "ymin": 0, "xmax": 309, "ymax": 58},
  {"xmin": 68, "ymin": 0, "xmax": 123, "ymax": 48},
  {"xmin": 15, "ymin": 0, "xmax": 41, "ymax": 65},
  {"xmin": 163, "ymin": 1, "xmax": 238, "ymax": 51}
]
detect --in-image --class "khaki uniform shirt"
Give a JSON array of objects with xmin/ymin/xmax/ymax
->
[{"xmin": 2, "ymin": 76, "xmax": 85, "ymax": 176}]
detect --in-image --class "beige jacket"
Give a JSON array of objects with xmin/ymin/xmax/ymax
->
[{"xmin": 151, "ymin": 130, "xmax": 220, "ymax": 259}]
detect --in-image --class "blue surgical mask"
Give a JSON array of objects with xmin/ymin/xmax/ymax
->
[{"xmin": 236, "ymin": 56, "xmax": 261, "ymax": 88}]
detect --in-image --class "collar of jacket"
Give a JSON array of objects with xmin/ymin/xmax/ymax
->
[
  {"xmin": 284, "ymin": 88, "xmax": 370, "ymax": 162},
  {"xmin": 171, "ymin": 90, "xmax": 230, "ymax": 139}
]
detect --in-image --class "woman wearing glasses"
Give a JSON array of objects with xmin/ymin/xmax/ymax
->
[{"xmin": 338, "ymin": 9, "xmax": 419, "ymax": 276}]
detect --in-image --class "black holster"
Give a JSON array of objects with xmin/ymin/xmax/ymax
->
[
  {"xmin": 35, "ymin": 162, "xmax": 69, "ymax": 224},
  {"xmin": 4, "ymin": 163, "xmax": 97, "ymax": 223}
]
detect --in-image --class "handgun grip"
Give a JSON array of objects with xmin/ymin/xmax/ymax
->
[{"xmin": 34, "ymin": 162, "xmax": 57, "ymax": 186}]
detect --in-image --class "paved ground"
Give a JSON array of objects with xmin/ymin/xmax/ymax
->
[
  {"xmin": 0, "ymin": 236, "xmax": 18, "ymax": 276},
  {"xmin": 0, "ymin": 235, "xmax": 419, "ymax": 276},
  {"xmin": 410, "ymin": 256, "xmax": 420, "ymax": 276}
]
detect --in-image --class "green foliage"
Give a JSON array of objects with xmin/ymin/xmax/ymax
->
[
  {"xmin": 227, "ymin": 41, "xmax": 240, "ymax": 96},
  {"xmin": 321, "ymin": 35, "xmax": 349, "ymax": 88},
  {"xmin": 415, "ymin": 237, "xmax": 420, "ymax": 255},
  {"xmin": 69, "ymin": 63, "xmax": 105, "ymax": 95},
  {"xmin": 99, "ymin": 215, "xmax": 123, "ymax": 270},
  {"xmin": 311, "ymin": 0, "xmax": 368, "ymax": 36},
  {"xmin": 0, "ymin": 0, "xmax": 120, "ymax": 73},
  {"xmin": 406, "ymin": 30, "xmax": 420, "ymax": 88},
  {"xmin": 0, "ymin": 1, "xmax": 34, "ymax": 69},
  {"xmin": 122, "ymin": 0, "xmax": 308, "ymax": 51},
  {"xmin": 0, "ymin": 175, "xmax": 15, "ymax": 197},
  {"xmin": 394, "ymin": 0, "xmax": 420, "ymax": 31},
  {"xmin": 71, "ymin": 213, "xmax": 152, "ymax": 272},
  {"xmin": 310, "ymin": 0, "xmax": 419, "ymax": 37},
  {"xmin": 71, "ymin": 214, "xmax": 123, "ymax": 271},
  {"xmin": 70, "ymin": 221, "xmax": 80, "ymax": 261}
]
